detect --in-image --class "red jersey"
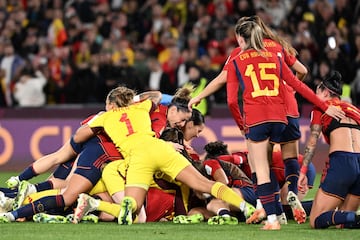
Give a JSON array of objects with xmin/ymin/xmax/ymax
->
[
  {"xmin": 145, "ymin": 187, "xmax": 176, "ymax": 222},
  {"xmin": 203, "ymin": 158, "xmax": 252, "ymax": 187},
  {"xmin": 81, "ymin": 114, "xmax": 97, "ymax": 125},
  {"xmin": 219, "ymin": 150, "xmax": 304, "ymax": 188},
  {"xmin": 150, "ymin": 104, "xmax": 168, "ymax": 137},
  {"xmin": 311, "ymin": 99, "xmax": 360, "ymax": 144},
  {"xmin": 224, "ymin": 40, "xmax": 300, "ymax": 122},
  {"xmin": 223, "ymin": 47, "xmax": 242, "ymax": 71},
  {"xmin": 218, "ymin": 152, "xmax": 251, "ymax": 177},
  {"xmin": 222, "ymin": 47, "xmax": 244, "ymax": 129},
  {"xmin": 263, "ymin": 39, "xmax": 299, "ymax": 118},
  {"xmin": 81, "ymin": 114, "xmax": 122, "ymax": 160},
  {"xmin": 227, "ymin": 49, "xmax": 327, "ymax": 129}
]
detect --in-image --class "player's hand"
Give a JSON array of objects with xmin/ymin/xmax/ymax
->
[
  {"xmin": 188, "ymin": 97, "xmax": 201, "ymax": 111},
  {"xmin": 170, "ymin": 142, "xmax": 184, "ymax": 152},
  {"xmin": 184, "ymin": 143, "xmax": 194, "ymax": 152},
  {"xmin": 325, "ymin": 105, "xmax": 345, "ymax": 121},
  {"xmin": 297, "ymin": 173, "xmax": 308, "ymax": 194}
]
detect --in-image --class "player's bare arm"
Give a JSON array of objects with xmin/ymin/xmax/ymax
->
[{"xmin": 302, "ymin": 124, "xmax": 322, "ymax": 168}]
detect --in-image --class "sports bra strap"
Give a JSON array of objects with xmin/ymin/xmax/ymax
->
[{"xmin": 325, "ymin": 120, "xmax": 360, "ymax": 137}]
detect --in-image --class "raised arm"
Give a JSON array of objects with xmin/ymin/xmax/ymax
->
[
  {"xmin": 292, "ymin": 60, "xmax": 308, "ymax": 81},
  {"xmin": 188, "ymin": 70, "xmax": 227, "ymax": 110},
  {"xmin": 281, "ymin": 61, "xmax": 345, "ymax": 120},
  {"xmin": 73, "ymin": 124, "xmax": 98, "ymax": 144},
  {"xmin": 134, "ymin": 91, "xmax": 162, "ymax": 106}
]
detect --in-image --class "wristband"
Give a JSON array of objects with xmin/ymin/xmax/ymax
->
[
  {"xmin": 133, "ymin": 95, "xmax": 140, "ymax": 102},
  {"xmin": 300, "ymin": 165, "xmax": 308, "ymax": 174}
]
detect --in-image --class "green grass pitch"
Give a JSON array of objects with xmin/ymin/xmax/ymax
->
[{"xmin": 0, "ymin": 172, "xmax": 359, "ymax": 240}]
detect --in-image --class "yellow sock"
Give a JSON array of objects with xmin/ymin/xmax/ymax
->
[
  {"xmin": 23, "ymin": 189, "xmax": 60, "ymax": 204},
  {"xmin": 98, "ymin": 201, "xmax": 121, "ymax": 218},
  {"xmin": 210, "ymin": 182, "xmax": 245, "ymax": 209}
]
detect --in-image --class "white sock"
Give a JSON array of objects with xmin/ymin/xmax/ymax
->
[
  {"xmin": 4, "ymin": 212, "xmax": 15, "ymax": 221},
  {"xmin": 256, "ymin": 199, "xmax": 263, "ymax": 210},
  {"xmin": 239, "ymin": 201, "xmax": 246, "ymax": 212},
  {"xmin": 28, "ymin": 184, "xmax": 37, "ymax": 194},
  {"xmin": 91, "ymin": 198, "xmax": 100, "ymax": 208},
  {"xmin": 267, "ymin": 214, "xmax": 277, "ymax": 224}
]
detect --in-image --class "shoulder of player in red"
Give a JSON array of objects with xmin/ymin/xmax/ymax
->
[
  {"xmin": 263, "ymin": 38, "xmax": 296, "ymax": 66},
  {"xmin": 226, "ymin": 47, "xmax": 242, "ymax": 64},
  {"xmin": 313, "ymin": 99, "xmax": 360, "ymax": 125},
  {"xmin": 151, "ymin": 104, "xmax": 168, "ymax": 115},
  {"xmin": 81, "ymin": 113, "xmax": 99, "ymax": 125},
  {"xmin": 311, "ymin": 99, "xmax": 353, "ymax": 144},
  {"xmin": 222, "ymin": 47, "xmax": 242, "ymax": 71},
  {"xmin": 334, "ymin": 99, "xmax": 360, "ymax": 124},
  {"xmin": 150, "ymin": 104, "xmax": 168, "ymax": 137}
]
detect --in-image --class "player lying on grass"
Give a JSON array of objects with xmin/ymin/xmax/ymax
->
[
  {"xmin": 173, "ymin": 140, "xmax": 257, "ymax": 225},
  {"xmin": 0, "ymin": 87, "xmax": 162, "ymax": 223},
  {"xmin": 0, "ymin": 89, "xmax": 165, "ymax": 212},
  {"xmin": 73, "ymin": 117, "xmax": 210, "ymax": 224},
  {"xmin": 69, "ymin": 85, "xmax": 256, "ymax": 226},
  {"xmin": 196, "ymin": 141, "xmax": 315, "ymax": 224}
]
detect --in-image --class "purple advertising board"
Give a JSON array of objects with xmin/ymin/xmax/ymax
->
[{"xmin": 0, "ymin": 117, "xmax": 329, "ymax": 172}]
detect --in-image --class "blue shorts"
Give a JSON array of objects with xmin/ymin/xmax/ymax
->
[
  {"xmin": 246, "ymin": 122, "xmax": 286, "ymax": 142},
  {"xmin": 74, "ymin": 137, "xmax": 112, "ymax": 186},
  {"xmin": 70, "ymin": 136, "xmax": 84, "ymax": 154},
  {"xmin": 320, "ymin": 151, "xmax": 360, "ymax": 199},
  {"xmin": 278, "ymin": 117, "xmax": 301, "ymax": 143},
  {"xmin": 52, "ymin": 159, "xmax": 75, "ymax": 179},
  {"xmin": 307, "ymin": 162, "xmax": 316, "ymax": 188}
]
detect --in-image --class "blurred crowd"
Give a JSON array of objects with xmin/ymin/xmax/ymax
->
[{"xmin": 0, "ymin": 0, "xmax": 360, "ymax": 114}]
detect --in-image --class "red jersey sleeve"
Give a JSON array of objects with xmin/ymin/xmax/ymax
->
[
  {"xmin": 310, "ymin": 106, "xmax": 323, "ymax": 125},
  {"xmin": 283, "ymin": 49, "xmax": 296, "ymax": 67},
  {"xmin": 226, "ymin": 61, "xmax": 245, "ymax": 130},
  {"xmin": 310, "ymin": 106, "xmax": 329, "ymax": 143},
  {"xmin": 81, "ymin": 115, "xmax": 96, "ymax": 125},
  {"xmin": 203, "ymin": 159, "xmax": 222, "ymax": 177},
  {"xmin": 280, "ymin": 60, "xmax": 328, "ymax": 112}
]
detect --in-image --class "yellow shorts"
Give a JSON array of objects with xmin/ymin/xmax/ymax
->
[
  {"xmin": 102, "ymin": 160, "xmax": 126, "ymax": 195},
  {"xmin": 125, "ymin": 136, "xmax": 191, "ymax": 190},
  {"xmin": 89, "ymin": 160, "xmax": 126, "ymax": 196},
  {"xmin": 89, "ymin": 179, "xmax": 107, "ymax": 195}
]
